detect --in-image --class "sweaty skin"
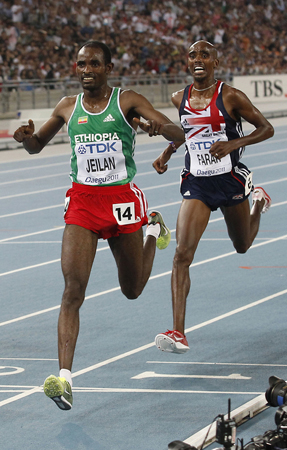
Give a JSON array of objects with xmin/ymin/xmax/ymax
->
[
  {"xmin": 13, "ymin": 43, "xmax": 184, "ymax": 372},
  {"xmin": 152, "ymin": 40, "xmax": 274, "ymax": 336}
]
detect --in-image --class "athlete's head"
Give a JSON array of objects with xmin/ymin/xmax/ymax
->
[
  {"xmin": 187, "ymin": 40, "xmax": 219, "ymax": 80},
  {"xmin": 78, "ymin": 40, "xmax": 112, "ymax": 65},
  {"xmin": 76, "ymin": 41, "xmax": 114, "ymax": 91}
]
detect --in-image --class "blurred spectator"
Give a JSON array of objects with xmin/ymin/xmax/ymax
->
[
  {"xmin": 11, "ymin": 0, "xmax": 23, "ymax": 24},
  {"xmin": 0, "ymin": 0, "xmax": 286, "ymax": 87}
]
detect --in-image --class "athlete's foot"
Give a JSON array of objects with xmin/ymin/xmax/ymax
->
[
  {"xmin": 43, "ymin": 375, "xmax": 73, "ymax": 410},
  {"xmin": 251, "ymin": 187, "xmax": 272, "ymax": 214},
  {"xmin": 148, "ymin": 211, "xmax": 171, "ymax": 249},
  {"xmin": 155, "ymin": 330, "xmax": 189, "ymax": 353}
]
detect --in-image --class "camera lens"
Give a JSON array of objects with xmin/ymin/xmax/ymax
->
[
  {"xmin": 265, "ymin": 376, "xmax": 287, "ymax": 407},
  {"xmin": 275, "ymin": 406, "xmax": 287, "ymax": 426}
]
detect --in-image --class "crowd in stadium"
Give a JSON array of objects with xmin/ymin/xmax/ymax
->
[{"xmin": 0, "ymin": 0, "xmax": 286, "ymax": 84}]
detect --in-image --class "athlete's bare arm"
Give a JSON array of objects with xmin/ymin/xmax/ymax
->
[
  {"xmin": 151, "ymin": 89, "xmax": 185, "ymax": 174},
  {"xmin": 13, "ymin": 96, "xmax": 77, "ymax": 154},
  {"xmin": 119, "ymin": 89, "xmax": 185, "ymax": 142},
  {"xmin": 209, "ymin": 85, "xmax": 274, "ymax": 159},
  {"xmin": 171, "ymin": 89, "xmax": 184, "ymax": 110}
]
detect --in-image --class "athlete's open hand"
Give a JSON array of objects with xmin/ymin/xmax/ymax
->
[
  {"xmin": 133, "ymin": 117, "xmax": 163, "ymax": 137},
  {"xmin": 13, "ymin": 119, "xmax": 35, "ymax": 143}
]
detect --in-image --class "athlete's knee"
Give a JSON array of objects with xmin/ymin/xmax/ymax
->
[
  {"xmin": 233, "ymin": 240, "xmax": 250, "ymax": 254},
  {"xmin": 121, "ymin": 285, "xmax": 141, "ymax": 300},
  {"xmin": 62, "ymin": 279, "xmax": 86, "ymax": 309},
  {"xmin": 173, "ymin": 243, "xmax": 195, "ymax": 267}
]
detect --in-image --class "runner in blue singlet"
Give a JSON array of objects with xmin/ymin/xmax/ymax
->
[{"xmin": 150, "ymin": 40, "xmax": 274, "ymax": 354}]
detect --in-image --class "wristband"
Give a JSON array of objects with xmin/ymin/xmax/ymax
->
[{"xmin": 170, "ymin": 141, "xmax": 177, "ymax": 153}]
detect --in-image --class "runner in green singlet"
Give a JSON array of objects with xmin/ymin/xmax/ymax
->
[{"xmin": 13, "ymin": 40, "xmax": 184, "ymax": 410}]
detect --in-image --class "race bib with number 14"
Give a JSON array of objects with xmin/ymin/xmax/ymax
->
[{"xmin": 113, "ymin": 202, "xmax": 136, "ymax": 225}]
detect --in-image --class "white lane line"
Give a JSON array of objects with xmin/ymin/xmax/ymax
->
[
  {"xmin": 72, "ymin": 288, "xmax": 287, "ymax": 379},
  {"xmin": 1, "ymin": 241, "xmax": 62, "ymax": 244},
  {"xmin": 71, "ymin": 388, "xmax": 262, "ymax": 395},
  {"xmin": 0, "ymin": 305, "xmax": 61, "ymax": 327},
  {"xmin": 0, "ymin": 386, "xmax": 261, "ymax": 395},
  {"xmin": 0, "ymin": 245, "xmax": 109, "ymax": 278},
  {"xmin": 131, "ymin": 371, "xmax": 251, "ymax": 380},
  {"xmin": 0, "ymin": 201, "xmax": 179, "ymax": 220},
  {"xmin": 0, "ymin": 143, "xmax": 286, "ymax": 176},
  {"xmin": 0, "ymin": 224, "xmax": 286, "ymax": 277},
  {"xmin": 142, "ymin": 176, "xmax": 287, "ymax": 191},
  {"xmin": 0, "ymin": 366, "xmax": 24, "ymax": 375},
  {"xmin": 149, "ymin": 235, "xmax": 287, "ymax": 282},
  {"xmin": 0, "ymin": 172, "xmax": 286, "ymax": 201},
  {"xmin": 0, "ymin": 357, "xmax": 57, "ymax": 361},
  {"xmin": 0, "ymin": 204, "xmax": 63, "ymax": 219},
  {"xmin": 261, "ymin": 176, "xmax": 287, "ymax": 186},
  {"xmin": 0, "ymin": 387, "xmax": 42, "ymax": 407},
  {"xmin": 1, "ymin": 390, "xmax": 35, "ymax": 393},
  {"xmin": 252, "ymin": 160, "xmax": 287, "ymax": 170},
  {"xmin": 0, "ymin": 289, "xmax": 286, "ymax": 407},
  {"xmin": 0, "ymin": 226, "xmax": 64, "ymax": 243},
  {"xmin": 0, "ymin": 259, "xmax": 61, "ymax": 277},
  {"xmin": 0, "ymin": 284, "xmax": 122, "ymax": 327},
  {"xmin": 0, "ymin": 385, "xmax": 39, "ymax": 388},
  {"xmin": 4, "ymin": 238, "xmax": 281, "ymax": 244},
  {"xmin": 183, "ymin": 288, "xmax": 287, "ymax": 336},
  {"xmin": 0, "ymin": 185, "xmax": 69, "ymax": 200},
  {"xmin": 0, "ymin": 172, "xmax": 67, "ymax": 186},
  {"xmin": 147, "ymin": 361, "xmax": 287, "ymax": 367},
  {"xmin": 0, "ymin": 194, "xmax": 286, "ymax": 220},
  {"xmin": 0, "ymin": 236, "xmax": 286, "ymax": 325},
  {"xmin": 0, "ymin": 145, "xmax": 285, "ymax": 177}
]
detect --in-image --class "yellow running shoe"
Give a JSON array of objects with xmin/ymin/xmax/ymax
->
[
  {"xmin": 148, "ymin": 211, "xmax": 171, "ymax": 250},
  {"xmin": 43, "ymin": 375, "xmax": 73, "ymax": 410}
]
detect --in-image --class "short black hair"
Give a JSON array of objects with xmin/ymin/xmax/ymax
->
[{"xmin": 78, "ymin": 40, "xmax": 112, "ymax": 65}]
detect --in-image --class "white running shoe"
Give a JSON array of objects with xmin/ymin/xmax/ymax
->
[
  {"xmin": 155, "ymin": 330, "xmax": 189, "ymax": 354},
  {"xmin": 252, "ymin": 187, "xmax": 272, "ymax": 213}
]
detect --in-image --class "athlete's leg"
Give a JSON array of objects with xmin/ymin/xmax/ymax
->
[
  {"xmin": 172, "ymin": 199, "xmax": 211, "ymax": 334},
  {"xmin": 59, "ymin": 224, "xmax": 98, "ymax": 370},
  {"xmin": 221, "ymin": 196, "xmax": 265, "ymax": 253},
  {"xmin": 108, "ymin": 227, "xmax": 156, "ymax": 299}
]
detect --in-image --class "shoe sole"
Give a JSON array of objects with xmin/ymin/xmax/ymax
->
[
  {"xmin": 253, "ymin": 187, "xmax": 271, "ymax": 213},
  {"xmin": 43, "ymin": 376, "xmax": 72, "ymax": 410},
  {"xmin": 261, "ymin": 189, "xmax": 271, "ymax": 213},
  {"xmin": 50, "ymin": 395, "xmax": 72, "ymax": 410},
  {"xmin": 155, "ymin": 335, "xmax": 189, "ymax": 354},
  {"xmin": 156, "ymin": 230, "xmax": 171, "ymax": 250}
]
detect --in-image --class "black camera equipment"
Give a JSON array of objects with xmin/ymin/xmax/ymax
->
[
  {"xmin": 168, "ymin": 399, "xmax": 236, "ymax": 450},
  {"xmin": 265, "ymin": 376, "xmax": 287, "ymax": 407},
  {"xmin": 168, "ymin": 378, "xmax": 287, "ymax": 450},
  {"xmin": 242, "ymin": 375, "xmax": 287, "ymax": 450},
  {"xmin": 215, "ymin": 399, "xmax": 236, "ymax": 449},
  {"xmin": 167, "ymin": 441, "xmax": 197, "ymax": 450}
]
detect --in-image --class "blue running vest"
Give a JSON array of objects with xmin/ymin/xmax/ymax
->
[{"xmin": 179, "ymin": 81, "xmax": 245, "ymax": 177}]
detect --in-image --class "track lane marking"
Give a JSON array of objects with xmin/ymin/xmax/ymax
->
[
  {"xmin": 131, "ymin": 371, "xmax": 251, "ymax": 380},
  {"xmin": 1, "ymin": 287, "xmax": 286, "ymax": 401},
  {"xmin": 0, "ymin": 235, "xmax": 286, "ymax": 325}
]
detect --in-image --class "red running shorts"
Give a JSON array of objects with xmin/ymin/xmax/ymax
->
[{"xmin": 64, "ymin": 182, "xmax": 148, "ymax": 239}]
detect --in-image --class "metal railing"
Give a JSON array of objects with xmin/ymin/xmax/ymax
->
[{"xmin": 0, "ymin": 74, "xmax": 230, "ymax": 115}]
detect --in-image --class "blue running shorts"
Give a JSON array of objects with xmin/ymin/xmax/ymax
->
[{"xmin": 180, "ymin": 162, "xmax": 253, "ymax": 211}]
